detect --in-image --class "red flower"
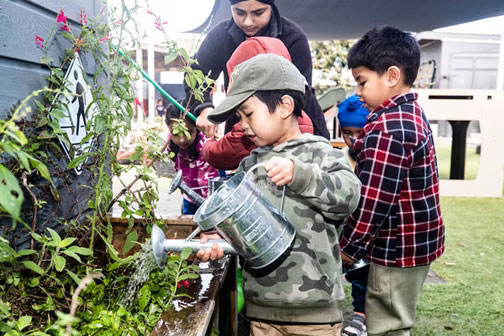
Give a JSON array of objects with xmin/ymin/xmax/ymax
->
[
  {"xmin": 134, "ymin": 98, "xmax": 142, "ymax": 106},
  {"xmin": 35, "ymin": 35, "xmax": 45, "ymax": 48},
  {"xmin": 177, "ymin": 280, "xmax": 190, "ymax": 289}
]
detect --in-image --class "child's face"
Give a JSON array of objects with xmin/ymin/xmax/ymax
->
[
  {"xmin": 341, "ymin": 126, "xmax": 362, "ymax": 149},
  {"xmin": 352, "ymin": 66, "xmax": 390, "ymax": 111},
  {"xmin": 168, "ymin": 121, "xmax": 197, "ymax": 150},
  {"xmin": 236, "ymin": 95, "xmax": 291, "ymax": 147}
]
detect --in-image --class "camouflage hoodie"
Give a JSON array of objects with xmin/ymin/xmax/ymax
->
[{"xmin": 237, "ymin": 133, "xmax": 361, "ymax": 323}]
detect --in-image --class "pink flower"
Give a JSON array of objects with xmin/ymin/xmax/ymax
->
[
  {"xmin": 35, "ymin": 35, "xmax": 45, "ymax": 48},
  {"xmin": 80, "ymin": 9, "xmax": 88, "ymax": 25},
  {"xmin": 99, "ymin": 35, "xmax": 110, "ymax": 43},
  {"xmin": 57, "ymin": 10, "xmax": 68, "ymax": 24},
  {"xmin": 177, "ymin": 280, "xmax": 190, "ymax": 289},
  {"xmin": 57, "ymin": 10, "xmax": 72, "ymax": 31},
  {"xmin": 146, "ymin": 10, "xmax": 154, "ymax": 16},
  {"xmin": 114, "ymin": 20, "xmax": 122, "ymax": 25},
  {"xmin": 134, "ymin": 98, "xmax": 142, "ymax": 106}
]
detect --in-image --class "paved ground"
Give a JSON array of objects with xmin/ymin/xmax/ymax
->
[{"xmin": 111, "ymin": 163, "xmax": 184, "ymax": 218}]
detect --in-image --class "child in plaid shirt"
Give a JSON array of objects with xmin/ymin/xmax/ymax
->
[{"xmin": 339, "ymin": 26, "xmax": 445, "ymax": 336}]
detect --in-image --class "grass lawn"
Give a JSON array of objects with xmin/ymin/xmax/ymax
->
[{"xmin": 413, "ymin": 194, "xmax": 504, "ymax": 335}]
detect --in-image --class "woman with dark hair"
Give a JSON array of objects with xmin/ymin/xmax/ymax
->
[{"xmin": 185, "ymin": 0, "xmax": 329, "ymax": 139}]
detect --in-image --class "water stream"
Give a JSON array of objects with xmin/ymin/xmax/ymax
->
[{"xmin": 119, "ymin": 245, "xmax": 157, "ymax": 309}]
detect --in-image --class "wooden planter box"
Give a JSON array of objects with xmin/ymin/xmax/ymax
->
[{"xmin": 110, "ymin": 216, "xmax": 238, "ymax": 336}]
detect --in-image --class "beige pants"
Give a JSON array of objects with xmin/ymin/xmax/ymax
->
[
  {"xmin": 366, "ymin": 263, "xmax": 430, "ymax": 336},
  {"xmin": 250, "ymin": 320, "xmax": 342, "ymax": 336}
]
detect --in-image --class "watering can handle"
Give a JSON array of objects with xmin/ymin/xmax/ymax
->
[{"xmin": 244, "ymin": 162, "xmax": 287, "ymax": 213}]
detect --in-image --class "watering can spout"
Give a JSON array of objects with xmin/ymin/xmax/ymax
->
[{"xmin": 151, "ymin": 225, "xmax": 236, "ymax": 268}]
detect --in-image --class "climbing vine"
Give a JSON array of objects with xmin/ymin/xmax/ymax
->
[{"xmin": 0, "ymin": 0, "xmax": 211, "ymax": 334}]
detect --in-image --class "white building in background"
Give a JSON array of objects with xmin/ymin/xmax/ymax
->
[
  {"xmin": 417, "ymin": 31, "xmax": 502, "ymax": 90},
  {"xmin": 416, "ymin": 31, "xmax": 503, "ymax": 140}
]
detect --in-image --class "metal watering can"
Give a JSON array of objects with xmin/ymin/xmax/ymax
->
[{"xmin": 152, "ymin": 163, "xmax": 296, "ymax": 269}]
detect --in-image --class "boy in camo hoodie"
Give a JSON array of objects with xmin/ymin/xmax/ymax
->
[{"xmin": 197, "ymin": 54, "xmax": 362, "ymax": 335}]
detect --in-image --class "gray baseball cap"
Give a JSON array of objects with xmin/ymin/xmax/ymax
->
[{"xmin": 208, "ymin": 54, "xmax": 306, "ymax": 124}]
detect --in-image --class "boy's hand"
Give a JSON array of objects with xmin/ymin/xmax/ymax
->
[
  {"xmin": 264, "ymin": 157, "xmax": 294, "ymax": 186},
  {"xmin": 196, "ymin": 232, "xmax": 225, "ymax": 261},
  {"xmin": 340, "ymin": 248, "xmax": 355, "ymax": 267}
]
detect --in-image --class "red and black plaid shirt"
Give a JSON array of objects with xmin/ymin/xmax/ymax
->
[{"xmin": 340, "ymin": 93, "xmax": 445, "ymax": 267}]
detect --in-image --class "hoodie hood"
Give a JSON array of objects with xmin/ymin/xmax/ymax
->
[{"xmin": 226, "ymin": 36, "xmax": 291, "ymax": 75}]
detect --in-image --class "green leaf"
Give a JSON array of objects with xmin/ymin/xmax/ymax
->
[
  {"xmin": 59, "ymin": 237, "xmax": 77, "ymax": 248},
  {"xmin": 179, "ymin": 48, "xmax": 190, "ymax": 62},
  {"xmin": 164, "ymin": 50, "xmax": 178, "ymax": 65},
  {"xmin": 16, "ymin": 315, "xmax": 32, "ymax": 331},
  {"xmin": 52, "ymin": 255, "xmax": 66, "ymax": 272},
  {"xmin": 40, "ymin": 56, "xmax": 52, "ymax": 65},
  {"xmin": 184, "ymin": 74, "xmax": 196, "ymax": 90},
  {"xmin": 67, "ymin": 246, "xmax": 93, "ymax": 256},
  {"xmin": 16, "ymin": 249, "xmax": 37, "ymax": 257},
  {"xmin": 177, "ymin": 273, "xmax": 199, "ymax": 281},
  {"xmin": 122, "ymin": 230, "xmax": 138, "ymax": 255},
  {"xmin": 47, "ymin": 228, "xmax": 62, "ymax": 245},
  {"xmin": 30, "ymin": 232, "xmax": 43, "ymax": 242},
  {"xmin": 28, "ymin": 277, "xmax": 40, "ymax": 288},
  {"xmin": 62, "ymin": 250, "xmax": 81, "ymax": 263},
  {"xmin": 67, "ymin": 152, "xmax": 95, "ymax": 169},
  {"xmin": 180, "ymin": 247, "xmax": 192, "ymax": 261},
  {"xmin": 0, "ymin": 299, "xmax": 10, "ymax": 317},
  {"xmin": 138, "ymin": 285, "xmax": 151, "ymax": 311},
  {"xmin": 49, "ymin": 108, "xmax": 67, "ymax": 119},
  {"xmin": 0, "ymin": 164, "xmax": 23, "ymax": 219},
  {"xmin": 65, "ymin": 269, "xmax": 81, "ymax": 285},
  {"xmin": 16, "ymin": 151, "xmax": 31, "ymax": 170},
  {"xmin": 98, "ymin": 232, "xmax": 134, "ymax": 265},
  {"xmin": 22, "ymin": 261, "xmax": 44, "ymax": 275},
  {"xmin": 29, "ymin": 158, "xmax": 52, "ymax": 184}
]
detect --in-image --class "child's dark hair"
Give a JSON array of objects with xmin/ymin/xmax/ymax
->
[
  {"xmin": 253, "ymin": 89, "xmax": 305, "ymax": 117},
  {"xmin": 347, "ymin": 26, "xmax": 420, "ymax": 86},
  {"xmin": 165, "ymin": 100, "xmax": 199, "ymax": 161}
]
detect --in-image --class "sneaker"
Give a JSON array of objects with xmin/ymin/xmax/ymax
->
[{"xmin": 342, "ymin": 312, "xmax": 367, "ymax": 336}]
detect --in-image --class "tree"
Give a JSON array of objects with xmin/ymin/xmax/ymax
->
[{"xmin": 311, "ymin": 40, "xmax": 356, "ymax": 95}]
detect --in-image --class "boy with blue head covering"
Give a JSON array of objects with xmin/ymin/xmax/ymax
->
[
  {"xmin": 338, "ymin": 94, "xmax": 369, "ymax": 169},
  {"xmin": 337, "ymin": 94, "xmax": 370, "ymax": 336}
]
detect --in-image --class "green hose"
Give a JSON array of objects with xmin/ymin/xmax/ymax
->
[
  {"xmin": 115, "ymin": 47, "xmax": 196, "ymax": 122},
  {"xmin": 237, "ymin": 266, "xmax": 244, "ymax": 314}
]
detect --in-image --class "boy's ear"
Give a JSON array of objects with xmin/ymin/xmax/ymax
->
[
  {"xmin": 385, "ymin": 66, "xmax": 402, "ymax": 87},
  {"xmin": 280, "ymin": 95, "xmax": 295, "ymax": 119}
]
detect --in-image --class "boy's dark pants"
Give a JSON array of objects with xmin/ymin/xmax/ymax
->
[
  {"xmin": 182, "ymin": 199, "xmax": 199, "ymax": 215},
  {"xmin": 366, "ymin": 263, "xmax": 430, "ymax": 336},
  {"xmin": 345, "ymin": 264, "xmax": 369, "ymax": 314}
]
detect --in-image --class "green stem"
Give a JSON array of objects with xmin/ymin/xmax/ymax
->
[{"xmin": 166, "ymin": 256, "xmax": 184, "ymax": 306}]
